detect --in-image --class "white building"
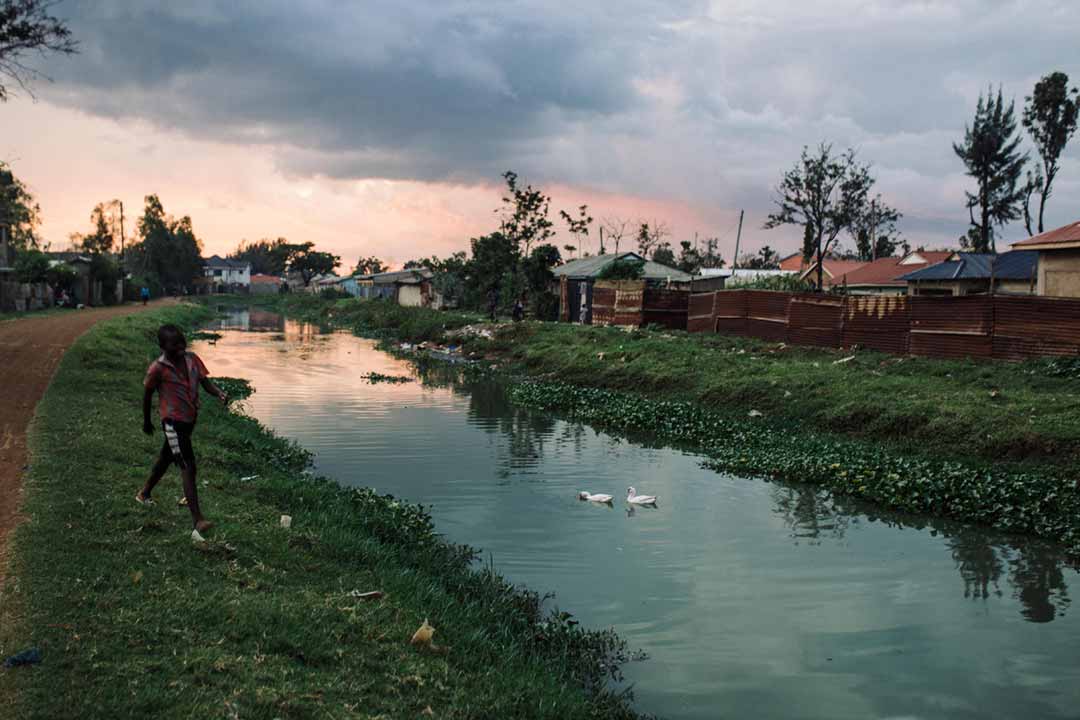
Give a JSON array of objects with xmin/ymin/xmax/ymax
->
[{"xmin": 203, "ymin": 255, "xmax": 251, "ymax": 290}]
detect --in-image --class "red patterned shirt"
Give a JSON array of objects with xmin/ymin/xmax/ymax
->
[{"xmin": 144, "ymin": 352, "xmax": 210, "ymax": 423}]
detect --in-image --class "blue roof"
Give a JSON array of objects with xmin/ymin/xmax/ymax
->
[{"xmin": 898, "ymin": 251, "xmax": 1037, "ymax": 282}]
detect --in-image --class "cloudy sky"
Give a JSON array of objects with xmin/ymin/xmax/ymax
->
[{"xmin": 4, "ymin": 0, "xmax": 1079, "ymax": 267}]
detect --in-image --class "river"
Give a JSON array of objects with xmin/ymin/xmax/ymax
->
[{"xmin": 194, "ymin": 308, "xmax": 1080, "ymax": 720}]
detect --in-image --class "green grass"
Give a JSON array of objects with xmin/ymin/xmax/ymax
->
[
  {"xmin": 239, "ymin": 294, "xmax": 1080, "ymax": 472},
  {"xmin": 0, "ymin": 303, "xmax": 644, "ymax": 720}
]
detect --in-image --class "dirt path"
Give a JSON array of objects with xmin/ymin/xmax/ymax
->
[{"xmin": 0, "ymin": 302, "xmax": 162, "ymax": 585}]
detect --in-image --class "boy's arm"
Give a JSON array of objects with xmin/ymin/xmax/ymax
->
[
  {"xmin": 142, "ymin": 387, "xmax": 155, "ymax": 435},
  {"xmin": 201, "ymin": 377, "xmax": 229, "ymax": 405}
]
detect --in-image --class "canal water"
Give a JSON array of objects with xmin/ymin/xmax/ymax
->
[{"xmin": 195, "ymin": 309, "xmax": 1080, "ymax": 720}]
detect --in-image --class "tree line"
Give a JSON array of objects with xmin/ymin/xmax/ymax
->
[{"xmin": 765, "ymin": 69, "xmax": 1078, "ymax": 289}]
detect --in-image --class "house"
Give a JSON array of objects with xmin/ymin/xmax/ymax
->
[
  {"xmin": 345, "ymin": 268, "xmax": 443, "ymax": 308},
  {"xmin": 778, "ymin": 252, "xmax": 806, "ymax": 272},
  {"xmin": 203, "ymin": 255, "xmax": 251, "ymax": 292},
  {"xmin": 798, "ymin": 259, "xmax": 868, "ymax": 289},
  {"xmin": 250, "ymin": 273, "xmax": 283, "ymax": 295},
  {"xmin": 552, "ymin": 252, "xmax": 692, "ymax": 324},
  {"xmin": 1010, "ymin": 221, "xmax": 1080, "ymax": 297},
  {"xmin": 45, "ymin": 251, "xmax": 96, "ymax": 305},
  {"xmin": 310, "ymin": 274, "xmax": 342, "ymax": 293},
  {"xmin": 830, "ymin": 252, "xmax": 953, "ymax": 295},
  {"xmin": 899, "ymin": 251, "xmax": 1039, "ymax": 296}
]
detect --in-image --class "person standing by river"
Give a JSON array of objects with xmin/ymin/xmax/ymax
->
[{"xmin": 136, "ymin": 324, "xmax": 228, "ymax": 536}]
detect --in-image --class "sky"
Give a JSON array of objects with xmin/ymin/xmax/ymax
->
[{"xmin": 4, "ymin": 0, "xmax": 1080, "ymax": 269}]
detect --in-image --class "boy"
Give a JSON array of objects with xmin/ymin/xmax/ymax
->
[{"xmin": 136, "ymin": 324, "xmax": 227, "ymax": 534}]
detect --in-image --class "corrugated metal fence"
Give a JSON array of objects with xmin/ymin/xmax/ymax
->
[{"xmin": 689, "ymin": 290, "xmax": 1080, "ymax": 361}]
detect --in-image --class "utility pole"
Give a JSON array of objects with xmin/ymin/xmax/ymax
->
[
  {"xmin": 118, "ymin": 200, "xmax": 126, "ymax": 300},
  {"xmin": 599, "ymin": 226, "xmax": 605, "ymax": 255},
  {"xmin": 732, "ymin": 209, "xmax": 744, "ymax": 270},
  {"xmin": 869, "ymin": 199, "xmax": 878, "ymax": 262}
]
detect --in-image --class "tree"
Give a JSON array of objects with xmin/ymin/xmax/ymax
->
[
  {"xmin": 521, "ymin": 243, "xmax": 562, "ymax": 319},
  {"xmin": 287, "ymin": 241, "xmax": 340, "ymax": 286},
  {"xmin": 498, "ymin": 171, "xmax": 554, "ymax": 256},
  {"xmin": 0, "ymin": 0, "xmax": 78, "ymax": 101},
  {"xmin": 562, "ymin": 243, "xmax": 576, "ymax": 259},
  {"xmin": 635, "ymin": 221, "xmax": 670, "ymax": 258},
  {"xmin": 677, "ymin": 240, "xmax": 701, "ymax": 274},
  {"xmin": 559, "ymin": 205, "xmax": 593, "ymax": 258},
  {"xmin": 0, "ymin": 161, "xmax": 40, "ymax": 248},
  {"xmin": 765, "ymin": 144, "xmax": 874, "ymax": 290},
  {"xmin": 953, "ymin": 88, "xmax": 1028, "ymax": 252},
  {"xmin": 850, "ymin": 195, "xmax": 902, "ymax": 260},
  {"xmin": 73, "ymin": 202, "xmax": 121, "ymax": 255},
  {"xmin": 699, "ymin": 236, "xmax": 725, "ymax": 269},
  {"xmin": 131, "ymin": 194, "xmax": 203, "ymax": 293},
  {"xmin": 229, "ymin": 238, "xmax": 293, "ymax": 275},
  {"xmin": 1022, "ymin": 71, "xmax": 1079, "ymax": 235},
  {"xmin": 354, "ymin": 256, "xmax": 387, "ymax": 275},
  {"xmin": 466, "ymin": 231, "xmax": 517, "ymax": 305},
  {"xmin": 651, "ymin": 242, "xmax": 676, "ymax": 268},
  {"xmin": 602, "ymin": 217, "xmax": 631, "ymax": 254},
  {"xmin": 740, "ymin": 245, "xmax": 780, "ymax": 269}
]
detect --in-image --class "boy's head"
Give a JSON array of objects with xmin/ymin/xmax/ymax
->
[{"xmin": 157, "ymin": 324, "xmax": 187, "ymax": 357}]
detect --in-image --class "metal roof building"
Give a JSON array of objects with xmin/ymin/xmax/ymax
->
[{"xmin": 551, "ymin": 252, "xmax": 692, "ymax": 282}]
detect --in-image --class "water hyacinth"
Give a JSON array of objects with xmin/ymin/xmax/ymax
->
[{"xmin": 510, "ymin": 381, "xmax": 1080, "ymax": 556}]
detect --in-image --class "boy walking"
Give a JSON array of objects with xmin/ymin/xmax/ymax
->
[{"xmin": 136, "ymin": 324, "xmax": 227, "ymax": 534}]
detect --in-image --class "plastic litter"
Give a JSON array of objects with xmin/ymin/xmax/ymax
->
[
  {"xmin": 748, "ymin": 409, "xmax": 764, "ymax": 418},
  {"xmin": 834, "ymin": 355, "xmax": 856, "ymax": 365},
  {"xmin": 3, "ymin": 647, "xmax": 42, "ymax": 668},
  {"xmin": 240, "ymin": 475, "xmax": 259, "ymax": 482},
  {"xmin": 191, "ymin": 529, "xmax": 206, "ymax": 543},
  {"xmin": 347, "ymin": 590, "xmax": 384, "ymax": 600},
  {"xmin": 410, "ymin": 619, "xmax": 435, "ymax": 647},
  {"xmin": 280, "ymin": 515, "xmax": 292, "ymax": 529}
]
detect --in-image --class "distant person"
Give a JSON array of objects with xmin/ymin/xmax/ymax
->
[
  {"xmin": 136, "ymin": 324, "xmax": 228, "ymax": 536},
  {"xmin": 487, "ymin": 286, "xmax": 499, "ymax": 322},
  {"xmin": 512, "ymin": 292, "xmax": 526, "ymax": 322},
  {"xmin": 140, "ymin": 286, "xmax": 150, "ymax": 305}
]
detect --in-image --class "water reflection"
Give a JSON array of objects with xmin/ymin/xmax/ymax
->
[{"xmin": 192, "ymin": 309, "xmax": 1080, "ymax": 720}]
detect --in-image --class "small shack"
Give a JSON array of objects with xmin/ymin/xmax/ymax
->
[
  {"xmin": 346, "ymin": 268, "xmax": 443, "ymax": 308},
  {"xmin": 552, "ymin": 252, "xmax": 693, "ymax": 327}
]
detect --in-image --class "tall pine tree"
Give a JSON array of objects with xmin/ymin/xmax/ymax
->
[
  {"xmin": 1022, "ymin": 71, "xmax": 1079, "ymax": 235},
  {"xmin": 953, "ymin": 88, "xmax": 1028, "ymax": 252}
]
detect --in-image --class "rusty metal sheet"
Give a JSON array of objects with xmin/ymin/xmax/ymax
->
[
  {"xmin": 687, "ymin": 292, "xmax": 716, "ymax": 333},
  {"xmin": 787, "ymin": 294, "xmax": 843, "ymax": 348},
  {"xmin": 910, "ymin": 296, "xmax": 993, "ymax": 359},
  {"xmin": 993, "ymin": 295, "xmax": 1080, "ymax": 359},
  {"xmin": 712, "ymin": 290, "xmax": 748, "ymax": 335},
  {"xmin": 843, "ymin": 295, "xmax": 910, "ymax": 354}
]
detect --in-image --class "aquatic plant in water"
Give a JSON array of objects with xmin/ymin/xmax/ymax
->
[{"xmin": 509, "ymin": 381, "xmax": 1080, "ymax": 556}]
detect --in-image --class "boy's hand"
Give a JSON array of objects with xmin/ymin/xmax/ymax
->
[{"xmin": 143, "ymin": 419, "xmax": 154, "ymax": 436}]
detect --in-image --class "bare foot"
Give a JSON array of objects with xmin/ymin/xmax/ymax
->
[{"xmin": 194, "ymin": 519, "xmax": 214, "ymax": 533}]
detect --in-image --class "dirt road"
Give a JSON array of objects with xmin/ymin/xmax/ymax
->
[{"xmin": 0, "ymin": 303, "xmax": 157, "ymax": 584}]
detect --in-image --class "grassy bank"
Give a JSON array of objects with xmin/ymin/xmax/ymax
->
[
  {"xmin": 232, "ymin": 293, "xmax": 1080, "ymax": 472},
  {"xmin": 0, "ymin": 303, "xmax": 643, "ymax": 719},
  {"xmin": 215, "ymin": 293, "xmax": 1080, "ymax": 554}
]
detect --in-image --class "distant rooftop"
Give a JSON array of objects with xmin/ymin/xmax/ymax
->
[
  {"xmin": 898, "ymin": 251, "xmax": 1038, "ymax": 282},
  {"xmin": 1011, "ymin": 221, "xmax": 1080, "ymax": 250},
  {"xmin": 552, "ymin": 252, "xmax": 692, "ymax": 282}
]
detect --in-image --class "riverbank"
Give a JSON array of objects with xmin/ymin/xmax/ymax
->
[
  {"xmin": 0, "ymin": 303, "xmax": 644, "ymax": 719},
  {"xmin": 223, "ymin": 293, "xmax": 1080, "ymax": 555}
]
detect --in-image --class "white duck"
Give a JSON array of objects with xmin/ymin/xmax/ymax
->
[
  {"xmin": 578, "ymin": 491, "xmax": 614, "ymax": 504},
  {"xmin": 626, "ymin": 486, "xmax": 658, "ymax": 506}
]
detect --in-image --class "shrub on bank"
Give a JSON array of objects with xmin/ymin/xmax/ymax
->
[{"xmin": 510, "ymin": 381, "xmax": 1080, "ymax": 557}]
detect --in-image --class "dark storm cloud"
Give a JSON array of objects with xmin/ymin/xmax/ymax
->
[{"xmin": 40, "ymin": 0, "xmax": 1080, "ymax": 240}]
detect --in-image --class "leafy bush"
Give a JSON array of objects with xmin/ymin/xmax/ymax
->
[
  {"xmin": 597, "ymin": 258, "xmax": 645, "ymax": 281},
  {"xmin": 13, "ymin": 249, "xmax": 50, "ymax": 283}
]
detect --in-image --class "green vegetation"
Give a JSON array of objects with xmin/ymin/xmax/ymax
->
[
  {"xmin": 510, "ymin": 381, "xmax": 1080, "ymax": 556},
  {"xmin": 596, "ymin": 258, "xmax": 645, "ymax": 281},
  {"xmin": 231, "ymin": 294, "xmax": 1080, "ymax": 474},
  {"xmin": 0, "ymin": 303, "xmax": 643, "ymax": 719}
]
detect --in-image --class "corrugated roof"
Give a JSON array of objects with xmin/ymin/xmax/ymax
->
[
  {"xmin": 1012, "ymin": 220, "xmax": 1080, "ymax": 249},
  {"xmin": 551, "ymin": 252, "xmax": 692, "ymax": 281},
  {"xmin": 898, "ymin": 251, "xmax": 1037, "ymax": 282},
  {"xmin": 355, "ymin": 268, "xmax": 434, "ymax": 285},
  {"xmin": 205, "ymin": 254, "xmax": 250, "ymax": 269},
  {"xmin": 834, "ymin": 257, "xmax": 905, "ymax": 286},
  {"xmin": 800, "ymin": 259, "xmax": 867, "ymax": 286}
]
